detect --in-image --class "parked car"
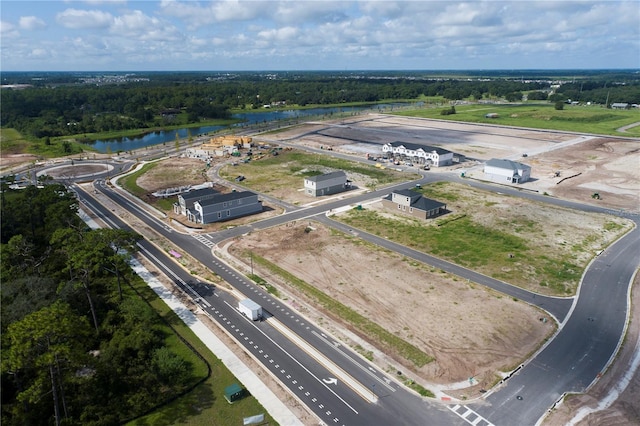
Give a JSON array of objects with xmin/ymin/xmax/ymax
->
[{"xmin": 235, "ymin": 175, "xmax": 245, "ymax": 182}]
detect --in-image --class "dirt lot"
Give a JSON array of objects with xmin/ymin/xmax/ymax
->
[
  {"xmin": 226, "ymin": 221, "xmax": 555, "ymax": 395},
  {"xmin": 79, "ymin": 116, "xmax": 638, "ymax": 417},
  {"xmin": 260, "ymin": 114, "xmax": 640, "ymax": 213}
]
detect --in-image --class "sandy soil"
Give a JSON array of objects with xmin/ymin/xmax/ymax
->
[
  {"xmin": 520, "ymin": 138, "xmax": 640, "ymax": 212},
  {"xmin": 226, "ymin": 221, "xmax": 555, "ymax": 395},
  {"xmin": 261, "ymin": 114, "xmax": 640, "ymax": 213},
  {"xmin": 81, "ymin": 115, "xmax": 638, "ymax": 416}
]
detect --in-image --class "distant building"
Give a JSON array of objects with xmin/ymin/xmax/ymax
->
[
  {"xmin": 381, "ymin": 189, "xmax": 447, "ymax": 220},
  {"xmin": 185, "ymin": 135, "xmax": 251, "ymax": 160},
  {"xmin": 382, "ymin": 142, "xmax": 454, "ymax": 167},
  {"xmin": 611, "ymin": 103, "xmax": 630, "ymax": 110},
  {"xmin": 484, "ymin": 158, "xmax": 531, "ymax": 184},
  {"xmin": 304, "ymin": 171, "xmax": 351, "ymax": 197}
]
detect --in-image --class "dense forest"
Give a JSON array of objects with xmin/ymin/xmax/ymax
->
[
  {"xmin": 0, "ymin": 184, "xmax": 200, "ymax": 425},
  {"xmin": 3, "ymin": 71, "xmax": 637, "ymax": 141}
]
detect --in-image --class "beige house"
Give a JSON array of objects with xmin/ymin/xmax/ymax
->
[{"xmin": 382, "ymin": 189, "xmax": 447, "ymax": 219}]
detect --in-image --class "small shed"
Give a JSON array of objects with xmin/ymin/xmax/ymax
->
[{"xmin": 224, "ymin": 383, "xmax": 244, "ymax": 403}]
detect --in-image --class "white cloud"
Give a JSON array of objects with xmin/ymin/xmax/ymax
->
[
  {"xmin": 0, "ymin": 20, "xmax": 19, "ymax": 38},
  {"xmin": 56, "ymin": 8, "xmax": 113, "ymax": 29},
  {"xmin": 110, "ymin": 10, "xmax": 182, "ymax": 41},
  {"xmin": 159, "ymin": 0, "xmax": 270, "ymax": 28},
  {"xmin": 19, "ymin": 16, "xmax": 47, "ymax": 31},
  {"xmin": 28, "ymin": 48, "xmax": 50, "ymax": 59}
]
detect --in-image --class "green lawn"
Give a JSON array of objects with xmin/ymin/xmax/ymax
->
[
  {"xmin": 0, "ymin": 128, "xmax": 87, "ymax": 158},
  {"xmin": 394, "ymin": 103, "xmax": 640, "ymax": 136},
  {"xmin": 337, "ymin": 182, "xmax": 632, "ymax": 296},
  {"xmin": 220, "ymin": 149, "xmax": 419, "ymax": 202},
  {"xmin": 128, "ymin": 264, "xmax": 277, "ymax": 426}
]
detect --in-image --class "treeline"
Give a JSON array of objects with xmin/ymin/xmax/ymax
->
[
  {"xmin": 2, "ymin": 72, "xmax": 638, "ymax": 141},
  {"xmin": 1, "ymin": 184, "xmax": 198, "ymax": 425},
  {"xmin": 1, "ymin": 76, "xmax": 545, "ymax": 139}
]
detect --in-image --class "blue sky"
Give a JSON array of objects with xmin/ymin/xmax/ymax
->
[{"xmin": 1, "ymin": 1, "xmax": 639, "ymax": 71}]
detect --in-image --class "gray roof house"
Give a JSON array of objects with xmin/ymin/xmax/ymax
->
[
  {"xmin": 304, "ymin": 171, "xmax": 351, "ymax": 197},
  {"xmin": 484, "ymin": 159, "xmax": 531, "ymax": 184},
  {"xmin": 382, "ymin": 189, "xmax": 447, "ymax": 219},
  {"xmin": 174, "ymin": 187, "xmax": 219, "ymax": 216},
  {"xmin": 381, "ymin": 142, "xmax": 454, "ymax": 167},
  {"xmin": 190, "ymin": 191, "xmax": 262, "ymax": 224}
]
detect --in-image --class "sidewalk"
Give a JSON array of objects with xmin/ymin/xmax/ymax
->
[{"xmin": 80, "ymin": 210, "xmax": 304, "ymax": 426}]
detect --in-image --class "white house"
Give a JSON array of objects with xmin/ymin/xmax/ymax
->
[
  {"xmin": 484, "ymin": 159, "xmax": 531, "ymax": 184},
  {"xmin": 304, "ymin": 171, "xmax": 351, "ymax": 197},
  {"xmin": 381, "ymin": 142, "xmax": 453, "ymax": 167}
]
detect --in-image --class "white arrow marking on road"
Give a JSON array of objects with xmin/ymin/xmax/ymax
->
[{"xmin": 323, "ymin": 377, "xmax": 338, "ymax": 385}]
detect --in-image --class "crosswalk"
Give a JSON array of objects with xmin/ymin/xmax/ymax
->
[
  {"xmin": 447, "ymin": 404, "xmax": 494, "ymax": 426},
  {"xmin": 192, "ymin": 233, "xmax": 215, "ymax": 248}
]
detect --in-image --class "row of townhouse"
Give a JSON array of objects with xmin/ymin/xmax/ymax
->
[{"xmin": 382, "ymin": 142, "xmax": 454, "ymax": 167}]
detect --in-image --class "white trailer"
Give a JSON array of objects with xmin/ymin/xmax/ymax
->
[{"xmin": 238, "ymin": 298, "xmax": 262, "ymax": 321}]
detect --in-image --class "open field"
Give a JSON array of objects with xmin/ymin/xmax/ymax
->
[
  {"xmin": 219, "ymin": 149, "xmax": 419, "ymax": 206},
  {"xmin": 337, "ymin": 182, "xmax": 632, "ymax": 296},
  {"xmin": 226, "ymin": 221, "xmax": 555, "ymax": 393},
  {"xmin": 394, "ymin": 103, "xmax": 640, "ymax": 136},
  {"xmin": 88, "ymin": 114, "xmax": 637, "ymax": 415},
  {"xmin": 259, "ymin": 114, "xmax": 640, "ymax": 213}
]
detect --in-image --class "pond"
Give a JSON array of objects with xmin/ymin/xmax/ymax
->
[{"xmin": 88, "ymin": 103, "xmax": 417, "ymax": 153}]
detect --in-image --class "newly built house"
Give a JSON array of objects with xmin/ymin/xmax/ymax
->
[
  {"xmin": 484, "ymin": 158, "xmax": 531, "ymax": 184},
  {"xmin": 174, "ymin": 187, "xmax": 219, "ymax": 216},
  {"xmin": 381, "ymin": 142, "xmax": 454, "ymax": 167},
  {"xmin": 382, "ymin": 189, "xmax": 447, "ymax": 219},
  {"xmin": 190, "ymin": 191, "xmax": 262, "ymax": 224},
  {"xmin": 304, "ymin": 171, "xmax": 351, "ymax": 197}
]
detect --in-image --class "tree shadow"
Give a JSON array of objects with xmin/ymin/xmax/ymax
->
[{"xmin": 130, "ymin": 381, "xmax": 216, "ymax": 426}]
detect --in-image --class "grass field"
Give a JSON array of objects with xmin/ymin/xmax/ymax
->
[
  {"xmin": 394, "ymin": 103, "xmax": 640, "ymax": 136},
  {"xmin": 219, "ymin": 149, "xmax": 418, "ymax": 202},
  {"xmin": 1, "ymin": 128, "xmax": 87, "ymax": 158},
  {"xmin": 128, "ymin": 262, "xmax": 276, "ymax": 426},
  {"xmin": 337, "ymin": 181, "xmax": 632, "ymax": 296}
]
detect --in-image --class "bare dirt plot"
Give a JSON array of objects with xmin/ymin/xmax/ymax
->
[
  {"xmin": 227, "ymin": 221, "xmax": 555, "ymax": 393},
  {"xmin": 131, "ymin": 157, "xmax": 283, "ymax": 230},
  {"xmin": 261, "ymin": 115, "xmax": 639, "ymax": 213},
  {"xmin": 135, "ymin": 157, "xmax": 209, "ymax": 193},
  {"xmin": 521, "ymin": 138, "xmax": 640, "ymax": 213}
]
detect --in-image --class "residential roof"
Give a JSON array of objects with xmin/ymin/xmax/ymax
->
[
  {"xmin": 306, "ymin": 171, "xmax": 346, "ymax": 182},
  {"xmin": 386, "ymin": 142, "xmax": 451, "ymax": 155},
  {"xmin": 486, "ymin": 158, "xmax": 531, "ymax": 171},
  {"xmin": 386, "ymin": 189, "xmax": 447, "ymax": 211},
  {"xmin": 196, "ymin": 190, "xmax": 258, "ymax": 207},
  {"xmin": 179, "ymin": 187, "xmax": 218, "ymax": 201}
]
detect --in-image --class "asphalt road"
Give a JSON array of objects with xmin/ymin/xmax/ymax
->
[
  {"xmin": 76, "ymin": 182, "xmax": 463, "ymax": 426},
  {"xmin": 58, "ymin": 135, "xmax": 639, "ymax": 426}
]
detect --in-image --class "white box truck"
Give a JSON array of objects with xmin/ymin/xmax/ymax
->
[{"xmin": 238, "ymin": 298, "xmax": 262, "ymax": 321}]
